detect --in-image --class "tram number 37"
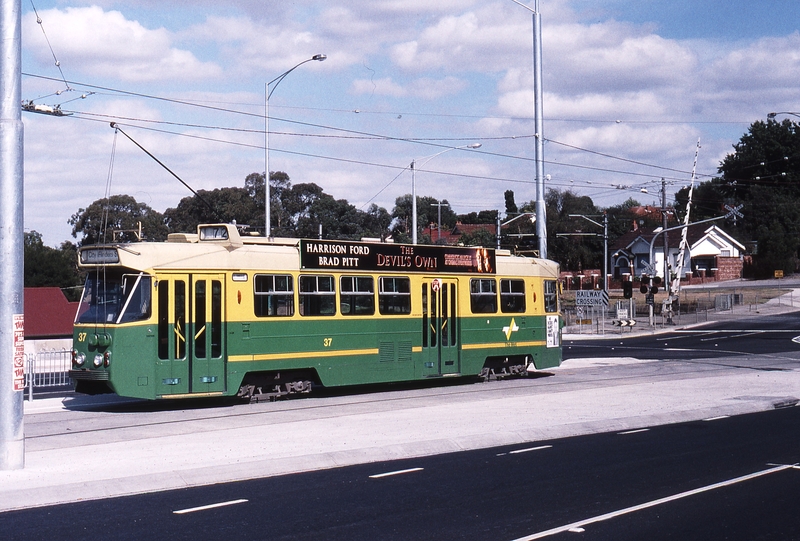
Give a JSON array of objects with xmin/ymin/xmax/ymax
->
[
  {"xmin": 323, "ymin": 338, "xmax": 333, "ymax": 347},
  {"xmin": 77, "ymin": 333, "xmax": 87, "ymax": 342}
]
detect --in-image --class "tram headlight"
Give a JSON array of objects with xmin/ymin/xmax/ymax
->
[
  {"xmin": 73, "ymin": 350, "xmax": 86, "ymax": 367},
  {"xmin": 93, "ymin": 354, "xmax": 103, "ymax": 367}
]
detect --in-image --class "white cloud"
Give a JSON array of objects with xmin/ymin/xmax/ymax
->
[{"xmin": 24, "ymin": 6, "xmax": 221, "ymax": 82}]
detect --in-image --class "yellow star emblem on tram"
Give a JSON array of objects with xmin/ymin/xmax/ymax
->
[{"xmin": 502, "ymin": 318, "xmax": 520, "ymax": 340}]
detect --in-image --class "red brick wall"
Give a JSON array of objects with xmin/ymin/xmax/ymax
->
[{"xmin": 714, "ymin": 256, "xmax": 743, "ymax": 281}]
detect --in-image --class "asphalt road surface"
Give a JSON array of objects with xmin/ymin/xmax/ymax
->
[
  {"xmin": 2, "ymin": 406, "xmax": 798, "ymax": 541},
  {"xmin": 564, "ymin": 311, "xmax": 800, "ymax": 363}
]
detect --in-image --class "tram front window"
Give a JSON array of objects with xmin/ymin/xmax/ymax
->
[{"xmin": 76, "ymin": 272, "xmax": 152, "ymax": 324}]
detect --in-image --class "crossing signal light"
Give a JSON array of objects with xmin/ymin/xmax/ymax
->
[{"xmin": 623, "ymin": 280, "xmax": 633, "ymax": 299}]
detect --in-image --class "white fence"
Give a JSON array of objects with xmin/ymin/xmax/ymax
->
[{"xmin": 25, "ymin": 349, "xmax": 72, "ymax": 401}]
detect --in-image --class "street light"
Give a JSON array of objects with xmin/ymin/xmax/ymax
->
[
  {"xmin": 410, "ymin": 143, "xmax": 481, "ymax": 244},
  {"xmin": 767, "ymin": 111, "xmax": 800, "ymax": 120},
  {"xmin": 265, "ymin": 54, "xmax": 326, "ymax": 237}
]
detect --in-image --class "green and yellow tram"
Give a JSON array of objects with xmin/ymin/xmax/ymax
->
[{"xmin": 70, "ymin": 224, "xmax": 562, "ymax": 400}]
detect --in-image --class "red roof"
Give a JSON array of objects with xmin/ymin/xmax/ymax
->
[{"xmin": 24, "ymin": 287, "xmax": 78, "ymax": 338}]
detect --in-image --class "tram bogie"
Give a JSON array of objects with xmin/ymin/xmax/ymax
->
[{"xmin": 70, "ymin": 224, "xmax": 562, "ymax": 401}]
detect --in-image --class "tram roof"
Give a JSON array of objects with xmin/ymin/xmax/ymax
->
[{"xmin": 78, "ymin": 223, "xmax": 559, "ymax": 278}]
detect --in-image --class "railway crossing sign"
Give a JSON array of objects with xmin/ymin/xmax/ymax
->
[
  {"xmin": 724, "ymin": 204, "xmax": 744, "ymax": 219},
  {"xmin": 575, "ymin": 290, "xmax": 609, "ymax": 307}
]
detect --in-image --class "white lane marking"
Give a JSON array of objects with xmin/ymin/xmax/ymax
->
[
  {"xmin": 509, "ymin": 464, "xmax": 795, "ymax": 541},
  {"xmin": 510, "ymin": 445, "xmax": 553, "ymax": 455},
  {"xmin": 369, "ymin": 467, "xmax": 424, "ymax": 479},
  {"xmin": 173, "ymin": 499, "xmax": 248, "ymax": 515},
  {"xmin": 618, "ymin": 429, "xmax": 649, "ymax": 435},
  {"xmin": 703, "ymin": 415, "xmax": 730, "ymax": 422}
]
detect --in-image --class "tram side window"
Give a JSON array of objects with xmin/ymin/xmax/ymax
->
[
  {"xmin": 544, "ymin": 280, "xmax": 558, "ymax": 313},
  {"xmin": 379, "ymin": 277, "xmax": 411, "ymax": 315},
  {"xmin": 254, "ymin": 274, "xmax": 294, "ymax": 317},
  {"xmin": 500, "ymin": 279, "xmax": 526, "ymax": 313},
  {"xmin": 470, "ymin": 278, "xmax": 497, "ymax": 313},
  {"xmin": 299, "ymin": 275, "xmax": 336, "ymax": 316},
  {"xmin": 340, "ymin": 276, "xmax": 375, "ymax": 315}
]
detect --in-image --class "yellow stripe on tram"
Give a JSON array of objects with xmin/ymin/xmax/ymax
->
[
  {"xmin": 230, "ymin": 347, "xmax": 380, "ymax": 363},
  {"xmin": 461, "ymin": 340, "xmax": 546, "ymax": 350}
]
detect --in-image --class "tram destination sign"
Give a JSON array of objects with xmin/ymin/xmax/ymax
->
[{"xmin": 300, "ymin": 240, "xmax": 495, "ymax": 274}]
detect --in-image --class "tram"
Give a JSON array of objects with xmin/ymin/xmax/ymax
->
[{"xmin": 69, "ymin": 224, "xmax": 562, "ymax": 400}]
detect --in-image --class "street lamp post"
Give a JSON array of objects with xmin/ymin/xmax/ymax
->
[
  {"xmin": 265, "ymin": 54, "xmax": 326, "ymax": 238},
  {"xmin": 410, "ymin": 143, "xmax": 481, "ymax": 244},
  {"xmin": 767, "ymin": 111, "xmax": 800, "ymax": 120}
]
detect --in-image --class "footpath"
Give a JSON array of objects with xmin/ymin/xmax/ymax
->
[{"xmin": 1, "ymin": 282, "xmax": 799, "ymax": 512}]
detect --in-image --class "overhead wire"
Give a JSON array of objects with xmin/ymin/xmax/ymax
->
[{"xmin": 25, "ymin": 72, "xmax": 754, "ymax": 211}]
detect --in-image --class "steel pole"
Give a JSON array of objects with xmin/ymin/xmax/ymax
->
[
  {"xmin": 0, "ymin": 0, "xmax": 25, "ymax": 470},
  {"xmin": 411, "ymin": 161, "xmax": 417, "ymax": 244},
  {"xmin": 532, "ymin": 3, "xmax": 547, "ymax": 259}
]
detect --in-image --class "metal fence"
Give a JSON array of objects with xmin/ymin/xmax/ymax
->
[{"xmin": 25, "ymin": 349, "xmax": 72, "ymax": 401}]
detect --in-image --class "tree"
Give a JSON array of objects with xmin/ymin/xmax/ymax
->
[
  {"xmin": 24, "ymin": 231, "xmax": 83, "ymax": 300},
  {"xmin": 540, "ymin": 188, "xmax": 602, "ymax": 271},
  {"xmin": 390, "ymin": 194, "xmax": 458, "ymax": 244},
  {"xmin": 504, "ymin": 190, "xmax": 518, "ymax": 215},
  {"xmin": 164, "ymin": 186, "xmax": 259, "ymax": 233},
  {"xmin": 676, "ymin": 118, "xmax": 800, "ymax": 277},
  {"xmin": 69, "ymin": 194, "xmax": 168, "ymax": 246},
  {"xmin": 245, "ymin": 171, "xmax": 292, "ymax": 232}
]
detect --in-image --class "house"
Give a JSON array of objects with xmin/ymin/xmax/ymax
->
[
  {"xmin": 611, "ymin": 224, "xmax": 745, "ymax": 282},
  {"xmin": 24, "ymin": 287, "xmax": 78, "ymax": 355}
]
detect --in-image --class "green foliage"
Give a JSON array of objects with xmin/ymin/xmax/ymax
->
[
  {"xmin": 541, "ymin": 188, "xmax": 603, "ymax": 271},
  {"xmin": 459, "ymin": 228, "xmax": 496, "ymax": 248},
  {"xmin": 69, "ymin": 194, "xmax": 168, "ymax": 246},
  {"xmin": 504, "ymin": 190, "xmax": 518, "ymax": 214},
  {"xmin": 164, "ymin": 186, "xmax": 259, "ymax": 233},
  {"xmin": 674, "ymin": 118, "xmax": 800, "ymax": 276},
  {"xmin": 24, "ymin": 232, "xmax": 83, "ymax": 300}
]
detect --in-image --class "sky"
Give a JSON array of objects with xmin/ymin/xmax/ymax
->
[{"xmin": 18, "ymin": 0, "xmax": 800, "ymax": 246}]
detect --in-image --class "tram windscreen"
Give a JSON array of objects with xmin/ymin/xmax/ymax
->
[{"xmin": 76, "ymin": 272, "xmax": 152, "ymax": 324}]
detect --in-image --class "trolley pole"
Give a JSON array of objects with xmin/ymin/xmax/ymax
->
[{"xmin": 0, "ymin": 0, "xmax": 25, "ymax": 470}]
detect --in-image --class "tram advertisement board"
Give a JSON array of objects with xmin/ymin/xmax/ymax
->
[{"xmin": 300, "ymin": 240, "xmax": 496, "ymax": 274}]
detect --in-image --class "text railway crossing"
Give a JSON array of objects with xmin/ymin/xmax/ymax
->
[{"xmin": 575, "ymin": 290, "xmax": 609, "ymax": 307}]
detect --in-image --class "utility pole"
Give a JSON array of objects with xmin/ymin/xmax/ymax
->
[
  {"xmin": 431, "ymin": 202, "xmax": 449, "ymax": 242},
  {"xmin": 0, "ymin": 0, "xmax": 25, "ymax": 470}
]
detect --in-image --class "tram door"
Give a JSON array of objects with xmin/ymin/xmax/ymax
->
[
  {"xmin": 421, "ymin": 278, "xmax": 460, "ymax": 377},
  {"xmin": 156, "ymin": 274, "xmax": 225, "ymax": 395}
]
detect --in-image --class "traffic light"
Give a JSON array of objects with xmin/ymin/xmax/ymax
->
[{"xmin": 623, "ymin": 280, "xmax": 633, "ymax": 299}]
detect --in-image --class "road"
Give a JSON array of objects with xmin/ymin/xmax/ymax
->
[
  {"xmin": 2, "ymin": 407, "xmax": 799, "ymax": 541},
  {"xmin": 564, "ymin": 311, "xmax": 800, "ymax": 364}
]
